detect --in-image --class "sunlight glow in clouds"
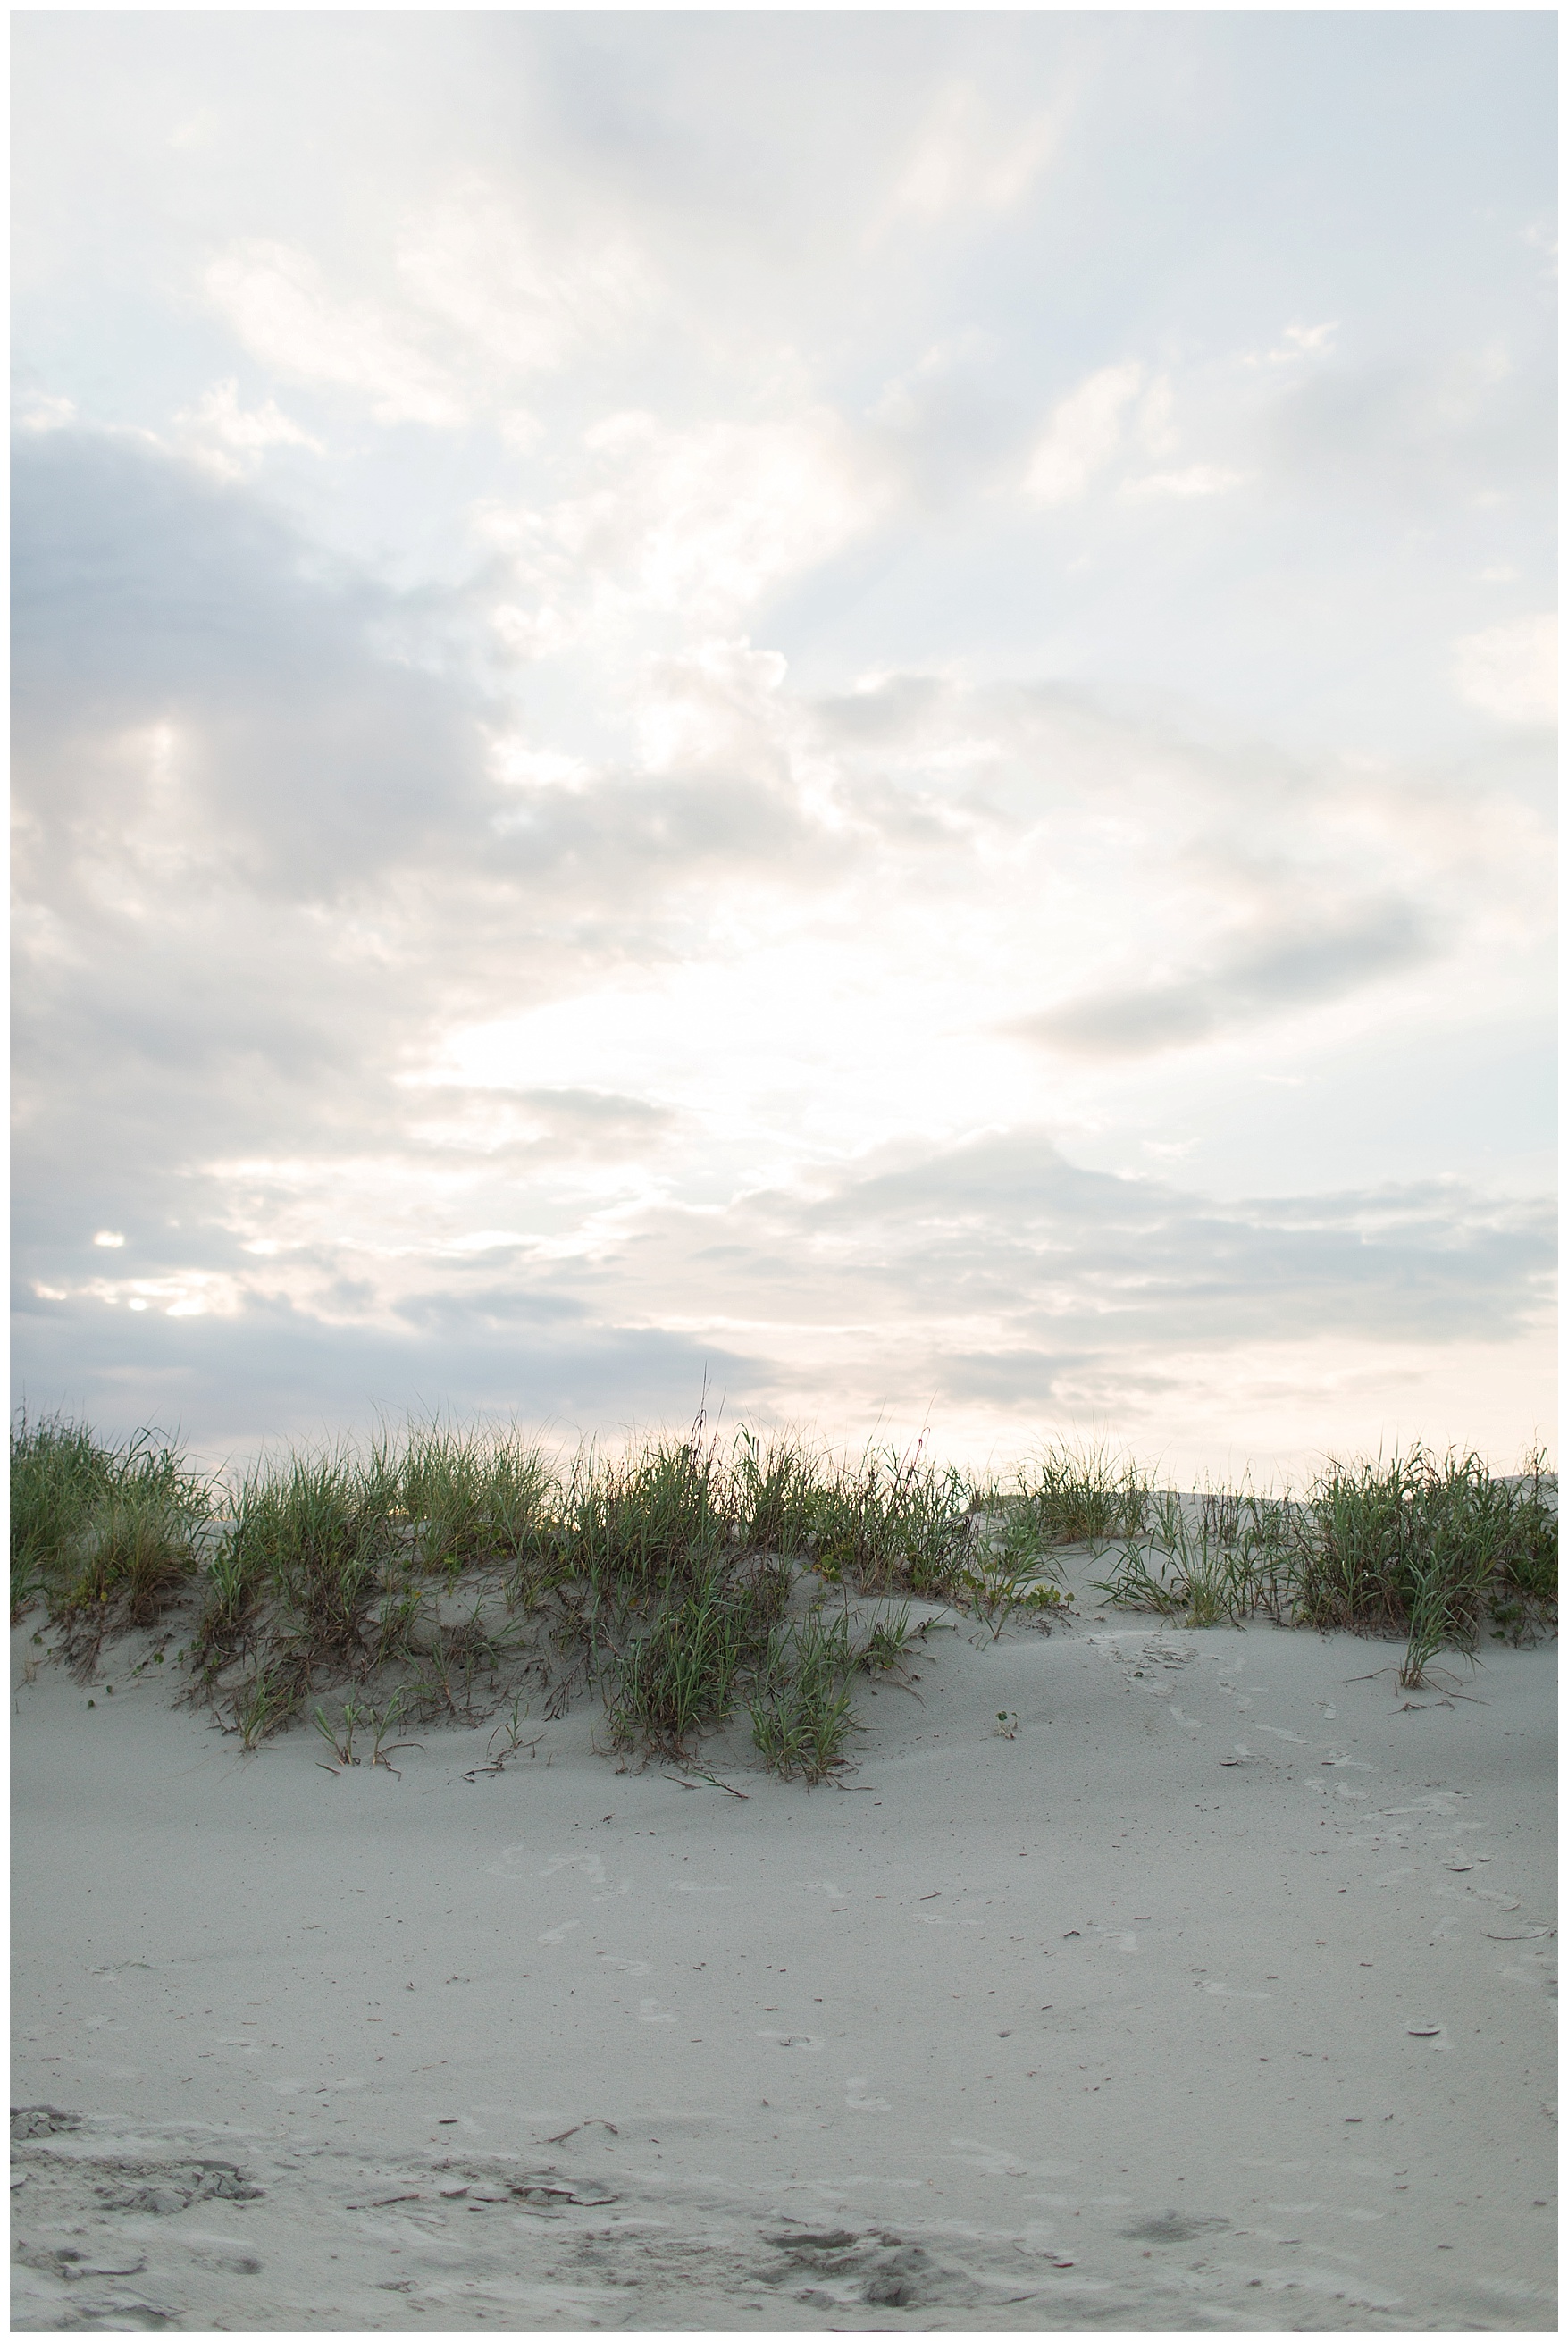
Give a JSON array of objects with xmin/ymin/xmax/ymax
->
[{"xmin": 12, "ymin": 13, "xmax": 1555, "ymax": 1474}]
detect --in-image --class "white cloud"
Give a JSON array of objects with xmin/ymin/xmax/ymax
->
[
  {"xmin": 395, "ymin": 180, "xmax": 651, "ymax": 380},
  {"xmin": 1023, "ymin": 362, "xmax": 1144, "ymax": 505},
  {"xmin": 203, "ymin": 189, "xmax": 653, "ymax": 440},
  {"xmin": 872, "ymin": 81, "xmax": 1066, "ymax": 238},
  {"xmin": 1119, "ymin": 464, "xmax": 1245, "ymax": 501},
  {"xmin": 1452, "ymin": 614, "xmax": 1557, "ymax": 726},
  {"xmin": 205, "ymin": 240, "xmax": 469, "ymax": 427},
  {"xmin": 80, "ymin": 1270, "xmax": 244, "ymax": 1319},
  {"xmin": 14, "ymin": 387, "xmax": 78, "ymax": 433},
  {"xmin": 173, "ymin": 378, "xmax": 323, "ymax": 479},
  {"xmin": 482, "ymin": 407, "xmax": 895, "ymax": 634},
  {"xmin": 1245, "ymin": 319, "xmax": 1340, "ymax": 367},
  {"xmin": 1026, "ymin": 365, "xmax": 1246, "ymax": 507}
]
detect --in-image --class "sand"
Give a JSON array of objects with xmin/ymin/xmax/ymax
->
[{"xmin": 10, "ymin": 1549, "xmax": 1557, "ymax": 2333}]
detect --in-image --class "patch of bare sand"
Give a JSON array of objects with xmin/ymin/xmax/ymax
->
[{"xmin": 10, "ymin": 1574, "xmax": 1556, "ymax": 2330}]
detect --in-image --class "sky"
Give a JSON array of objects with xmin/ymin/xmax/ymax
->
[{"xmin": 11, "ymin": 12, "xmax": 1557, "ymax": 1482}]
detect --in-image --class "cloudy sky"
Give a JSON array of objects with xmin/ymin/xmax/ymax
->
[{"xmin": 12, "ymin": 13, "xmax": 1556, "ymax": 1480}]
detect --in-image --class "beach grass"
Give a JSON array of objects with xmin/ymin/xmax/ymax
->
[
  {"xmin": 1090, "ymin": 1445, "xmax": 1559, "ymax": 1686},
  {"xmin": 10, "ymin": 1411, "xmax": 214, "ymax": 1659},
  {"xmin": 10, "ymin": 1411, "xmax": 1556, "ymax": 1767}
]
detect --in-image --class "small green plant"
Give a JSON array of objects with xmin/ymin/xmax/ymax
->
[
  {"xmin": 956, "ymin": 1505, "xmax": 1070, "ymax": 1637},
  {"xmin": 1015, "ymin": 1443, "xmax": 1150, "ymax": 1549},
  {"xmin": 407, "ymin": 1614, "xmax": 520, "ymax": 1724},
  {"xmin": 233, "ymin": 1662, "xmax": 300, "ymax": 1750},
  {"xmin": 313, "ymin": 1692, "xmax": 420, "ymax": 1770},
  {"xmin": 195, "ymin": 1535, "xmax": 264, "ymax": 1669},
  {"xmin": 606, "ymin": 1568, "xmax": 774, "ymax": 1758},
  {"xmin": 489, "ymin": 1695, "xmax": 539, "ymax": 1766},
  {"xmin": 395, "ymin": 1418, "xmax": 552, "ymax": 1569},
  {"xmin": 368, "ymin": 1695, "xmax": 422, "ymax": 1771},
  {"xmin": 853, "ymin": 1603, "xmax": 924, "ymax": 1672},
  {"xmin": 807, "ymin": 1437, "xmax": 972, "ymax": 1595},
  {"xmin": 732, "ymin": 1426, "xmax": 818, "ymax": 1556},
  {"xmin": 228, "ymin": 1447, "xmax": 396, "ymax": 1665},
  {"xmin": 750, "ymin": 1611, "xmax": 863, "ymax": 1784},
  {"xmin": 314, "ymin": 1698, "xmax": 365, "ymax": 1767},
  {"xmin": 750, "ymin": 1676, "xmax": 857, "ymax": 1782}
]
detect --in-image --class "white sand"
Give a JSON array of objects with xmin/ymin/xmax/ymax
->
[{"xmin": 11, "ymin": 1559, "xmax": 1557, "ymax": 2332}]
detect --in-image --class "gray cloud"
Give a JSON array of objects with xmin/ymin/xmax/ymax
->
[
  {"xmin": 13, "ymin": 1285, "xmax": 764, "ymax": 1465},
  {"xmin": 13, "ymin": 431, "xmax": 499, "ymax": 902},
  {"xmin": 1015, "ymin": 902, "xmax": 1438, "ymax": 1057},
  {"xmin": 1266, "ymin": 349, "xmax": 1555, "ymax": 513},
  {"xmin": 698, "ymin": 1129, "xmax": 1556, "ymax": 1354},
  {"xmin": 18, "ymin": 1123, "xmax": 1547, "ymax": 1465}
]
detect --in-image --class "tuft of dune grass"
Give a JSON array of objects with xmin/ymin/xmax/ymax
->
[{"xmin": 10, "ymin": 1411, "xmax": 214, "ymax": 1672}]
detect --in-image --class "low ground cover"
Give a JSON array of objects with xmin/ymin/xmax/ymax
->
[{"xmin": 10, "ymin": 1410, "xmax": 1556, "ymax": 1771}]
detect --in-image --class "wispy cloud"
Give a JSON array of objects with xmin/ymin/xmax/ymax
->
[
  {"xmin": 481, "ymin": 406, "xmax": 895, "ymax": 638},
  {"xmin": 1023, "ymin": 362, "xmax": 1145, "ymax": 505},
  {"xmin": 205, "ymin": 240, "xmax": 471, "ymax": 427},
  {"xmin": 172, "ymin": 378, "xmax": 323, "ymax": 480},
  {"xmin": 868, "ymin": 79, "xmax": 1071, "ymax": 239},
  {"xmin": 1019, "ymin": 903, "xmax": 1438, "ymax": 1058},
  {"xmin": 1119, "ymin": 464, "xmax": 1245, "ymax": 501}
]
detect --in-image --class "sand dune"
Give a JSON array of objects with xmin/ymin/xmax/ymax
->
[{"xmin": 11, "ymin": 1550, "xmax": 1556, "ymax": 2332}]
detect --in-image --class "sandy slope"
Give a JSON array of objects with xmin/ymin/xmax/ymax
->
[{"xmin": 10, "ymin": 1557, "xmax": 1557, "ymax": 2333}]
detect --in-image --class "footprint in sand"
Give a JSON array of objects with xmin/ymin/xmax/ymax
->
[
  {"xmin": 637, "ymin": 1998, "xmax": 676, "ymax": 2024},
  {"xmin": 539, "ymin": 1919, "xmax": 581, "ymax": 1946},
  {"xmin": 948, "ymin": 2137, "xmax": 1038, "ymax": 2178},
  {"xmin": 486, "ymin": 1840, "xmax": 532, "ymax": 1880},
  {"xmin": 539, "ymin": 1853, "xmax": 608, "ymax": 1885},
  {"xmin": 1121, "ymin": 2212, "xmax": 1230, "ymax": 2244},
  {"xmin": 844, "ymin": 2077, "xmax": 892, "ymax": 2111}
]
